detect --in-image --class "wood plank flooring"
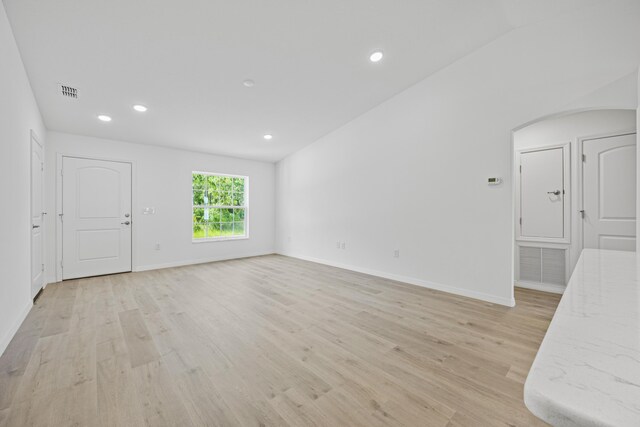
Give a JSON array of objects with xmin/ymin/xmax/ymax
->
[{"xmin": 0, "ymin": 255, "xmax": 560, "ymax": 426}]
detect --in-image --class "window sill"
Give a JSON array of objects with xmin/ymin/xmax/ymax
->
[{"xmin": 192, "ymin": 236, "xmax": 249, "ymax": 243}]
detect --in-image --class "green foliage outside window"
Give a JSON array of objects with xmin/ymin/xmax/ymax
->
[{"xmin": 192, "ymin": 173, "xmax": 247, "ymax": 239}]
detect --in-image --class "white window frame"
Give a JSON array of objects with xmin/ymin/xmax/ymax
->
[{"xmin": 192, "ymin": 171, "xmax": 249, "ymax": 243}]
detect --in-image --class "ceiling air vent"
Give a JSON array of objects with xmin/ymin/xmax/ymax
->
[{"xmin": 58, "ymin": 84, "xmax": 79, "ymax": 99}]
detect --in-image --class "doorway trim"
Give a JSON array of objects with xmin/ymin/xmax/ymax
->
[
  {"xmin": 30, "ymin": 130, "xmax": 45, "ymax": 296},
  {"xmin": 576, "ymin": 128, "xmax": 637, "ymax": 254},
  {"xmin": 55, "ymin": 153, "xmax": 136, "ymax": 282}
]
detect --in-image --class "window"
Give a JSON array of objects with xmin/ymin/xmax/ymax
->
[{"xmin": 192, "ymin": 172, "xmax": 248, "ymax": 241}]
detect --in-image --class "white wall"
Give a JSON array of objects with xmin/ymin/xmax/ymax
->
[
  {"xmin": 638, "ymin": 69, "xmax": 640, "ymax": 250},
  {"xmin": 0, "ymin": 4, "xmax": 46, "ymax": 355},
  {"xmin": 513, "ymin": 109, "xmax": 636, "ymax": 286},
  {"xmin": 44, "ymin": 132, "xmax": 275, "ymax": 282},
  {"xmin": 275, "ymin": 2, "xmax": 640, "ymax": 306}
]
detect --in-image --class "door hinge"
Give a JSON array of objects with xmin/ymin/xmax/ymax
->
[
  {"xmin": 60, "ymin": 260, "xmax": 63, "ymax": 268},
  {"xmin": 60, "ymin": 169, "xmax": 63, "ymax": 176},
  {"xmin": 59, "ymin": 213, "xmax": 63, "ymax": 222},
  {"xmin": 41, "ymin": 162, "xmax": 44, "ymax": 172},
  {"xmin": 41, "ymin": 264, "xmax": 44, "ymax": 272},
  {"xmin": 579, "ymin": 210, "xmax": 585, "ymax": 218},
  {"xmin": 582, "ymin": 154, "xmax": 586, "ymax": 162},
  {"xmin": 519, "ymin": 217, "xmax": 522, "ymax": 225},
  {"xmin": 519, "ymin": 165, "xmax": 522, "ymax": 173}
]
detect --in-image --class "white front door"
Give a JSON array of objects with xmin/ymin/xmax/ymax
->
[
  {"xmin": 30, "ymin": 133, "xmax": 44, "ymax": 297},
  {"xmin": 519, "ymin": 147, "xmax": 566, "ymax": 239},
  {"xmin": 583, "ymin": 133, "xmax": 636, "ymax": 251},
  {"xmin": 62, "ymin": 157, "xmax": 132, "ymax": 279}
]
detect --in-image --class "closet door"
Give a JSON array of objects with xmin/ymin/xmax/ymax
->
[
  {"xmin": 519, "ymin": 147, "xmax": 566, "ymax": 240},
  {"xmin": 582, "ymin": 133, "xmax": 636, "ymax": 251}
]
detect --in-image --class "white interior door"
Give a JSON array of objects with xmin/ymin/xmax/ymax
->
[
  {"xmin": 62, "ymin": 157, "xmax": 132, "ymax": 279},
  {"xmin": 583, "ymin": 133, "xmax": 636, "ymax": 251},
  {"xmin": 30, "ymin": 133, "xmax": 44, "ymax": 297},
  {"xmin": 519, "ymin": 147, "xmax": 566, "ymax": 239}
]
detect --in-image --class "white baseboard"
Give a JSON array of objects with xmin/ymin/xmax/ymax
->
[
  {"xmin": 278, "ymin": 251, "xmax": 515, "ymax": 307},
  {"xmin": 134, "ymin": 250, "xmax": 276, "ymax": 272},
  {"xmin": 0, "ymin": 301, "xmax": 33, "ymax": 357},
  {"xmin": 516, "ymin": 281, "xmax": 565, "ymax": 294}
]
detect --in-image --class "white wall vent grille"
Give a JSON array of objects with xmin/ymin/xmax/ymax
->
[
  {"xmin": 519, "ymin": 246, "xmax": 542, "ymax": 282},
  {"xmin": 519, "ymin": 246, "xmax": 566, "ymax": 286},
  {"xmin": 58, "ymin": 84, "xmax": 78, "ymax": 99}
]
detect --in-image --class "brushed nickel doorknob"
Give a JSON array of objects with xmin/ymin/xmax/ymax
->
[{"xmin": 121, "ymin": 221, "xmax": 130, "ymax": 225}]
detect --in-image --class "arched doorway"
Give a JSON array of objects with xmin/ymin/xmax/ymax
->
[{"xmin": 511, "ymin": 109, "xmax": 637, "ymax": 297}]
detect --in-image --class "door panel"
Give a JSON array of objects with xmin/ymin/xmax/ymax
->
[
  {"xmin": 31, "ymin": 135, "xmax": 44, "ymax": 297},
  {"xmin": 77, "ymin": 229, "xmax": 121, "ymax": 260},
  {"xmin": 77, "ymin": 167, "xmax": 121, "ymax": 218},
  {"xmin": 599, "ymin": 235, "xmax": 636, "ymax": 251},
  {"xmin": 62, "ymin": 157, "xmax": 132, "ymax": 279},
  {"xmin": 520, "ymin": 148, "xmax": 565, "ymax": 238},
  {"xmin": 583, "ymin": 133, "xmax": 636, "ymax": 251},
  {"xmin": 598, "ymin": 146, "xmax": 636, "ymax": 219}
]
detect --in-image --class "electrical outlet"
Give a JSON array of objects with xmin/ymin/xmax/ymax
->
[
  {"xmin": 341, "ymin": 242, "xmax": 346, "ymax": 250},
  {"xmin": 155, "ymin": 243, "xmax": 161, "ymax": 250},
  {"xmin": 394, "ymin": 249, "xmax": 400, "ymax": 258}
]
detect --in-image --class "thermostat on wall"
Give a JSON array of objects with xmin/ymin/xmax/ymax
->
[{"xmin": 487, "ymin": 177, "xmax": 502, "ymax": 185}]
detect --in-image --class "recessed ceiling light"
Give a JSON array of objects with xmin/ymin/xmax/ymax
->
[
  {"xmin": 263, "ymin": 134, "xmax": 273, "ymax": 140},
  {"xmin": 97, "ymin": 114, "xmax": 112, "ymax": 122},
  {"xmin": 369, "ymin": 50, "xmax": 384, "ymax": 63},
  {"xmin": 243, "ymin": 79, "xmax": 255, "ymax": 87},
  {"xmin": 133, "ymin": 104, "xmax": 148, "ymax": 112}
]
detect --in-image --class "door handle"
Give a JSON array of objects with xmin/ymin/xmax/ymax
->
[
  {"xmin": 547, "ymin": 190, "xmax": 561, "ymax": 196},
  {"xmin": 121, "ymin": 221, "xmax": 130, "ymax": 225},
  {"xmin": 32, "ymin": 224, "xmax": 40, "ymax": 229}
]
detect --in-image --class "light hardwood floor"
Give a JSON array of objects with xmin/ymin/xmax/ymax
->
[{"xmin": 0, "ymin": 255, "xmax": 560, "ymax": 427}]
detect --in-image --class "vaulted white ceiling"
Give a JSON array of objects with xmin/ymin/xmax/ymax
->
[{"xmin": 2, "ymin": 0, "xmax": 610, "ymax": 161}]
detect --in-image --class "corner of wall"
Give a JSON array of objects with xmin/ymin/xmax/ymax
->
[{"xmin": 0, "ymin": 301, "xmax": 32, "ymax": 357}]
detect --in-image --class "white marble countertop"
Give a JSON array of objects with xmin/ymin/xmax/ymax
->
[{"xmin": 525, "ymin": 249, "xmax": 640, "ymax": 427}]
